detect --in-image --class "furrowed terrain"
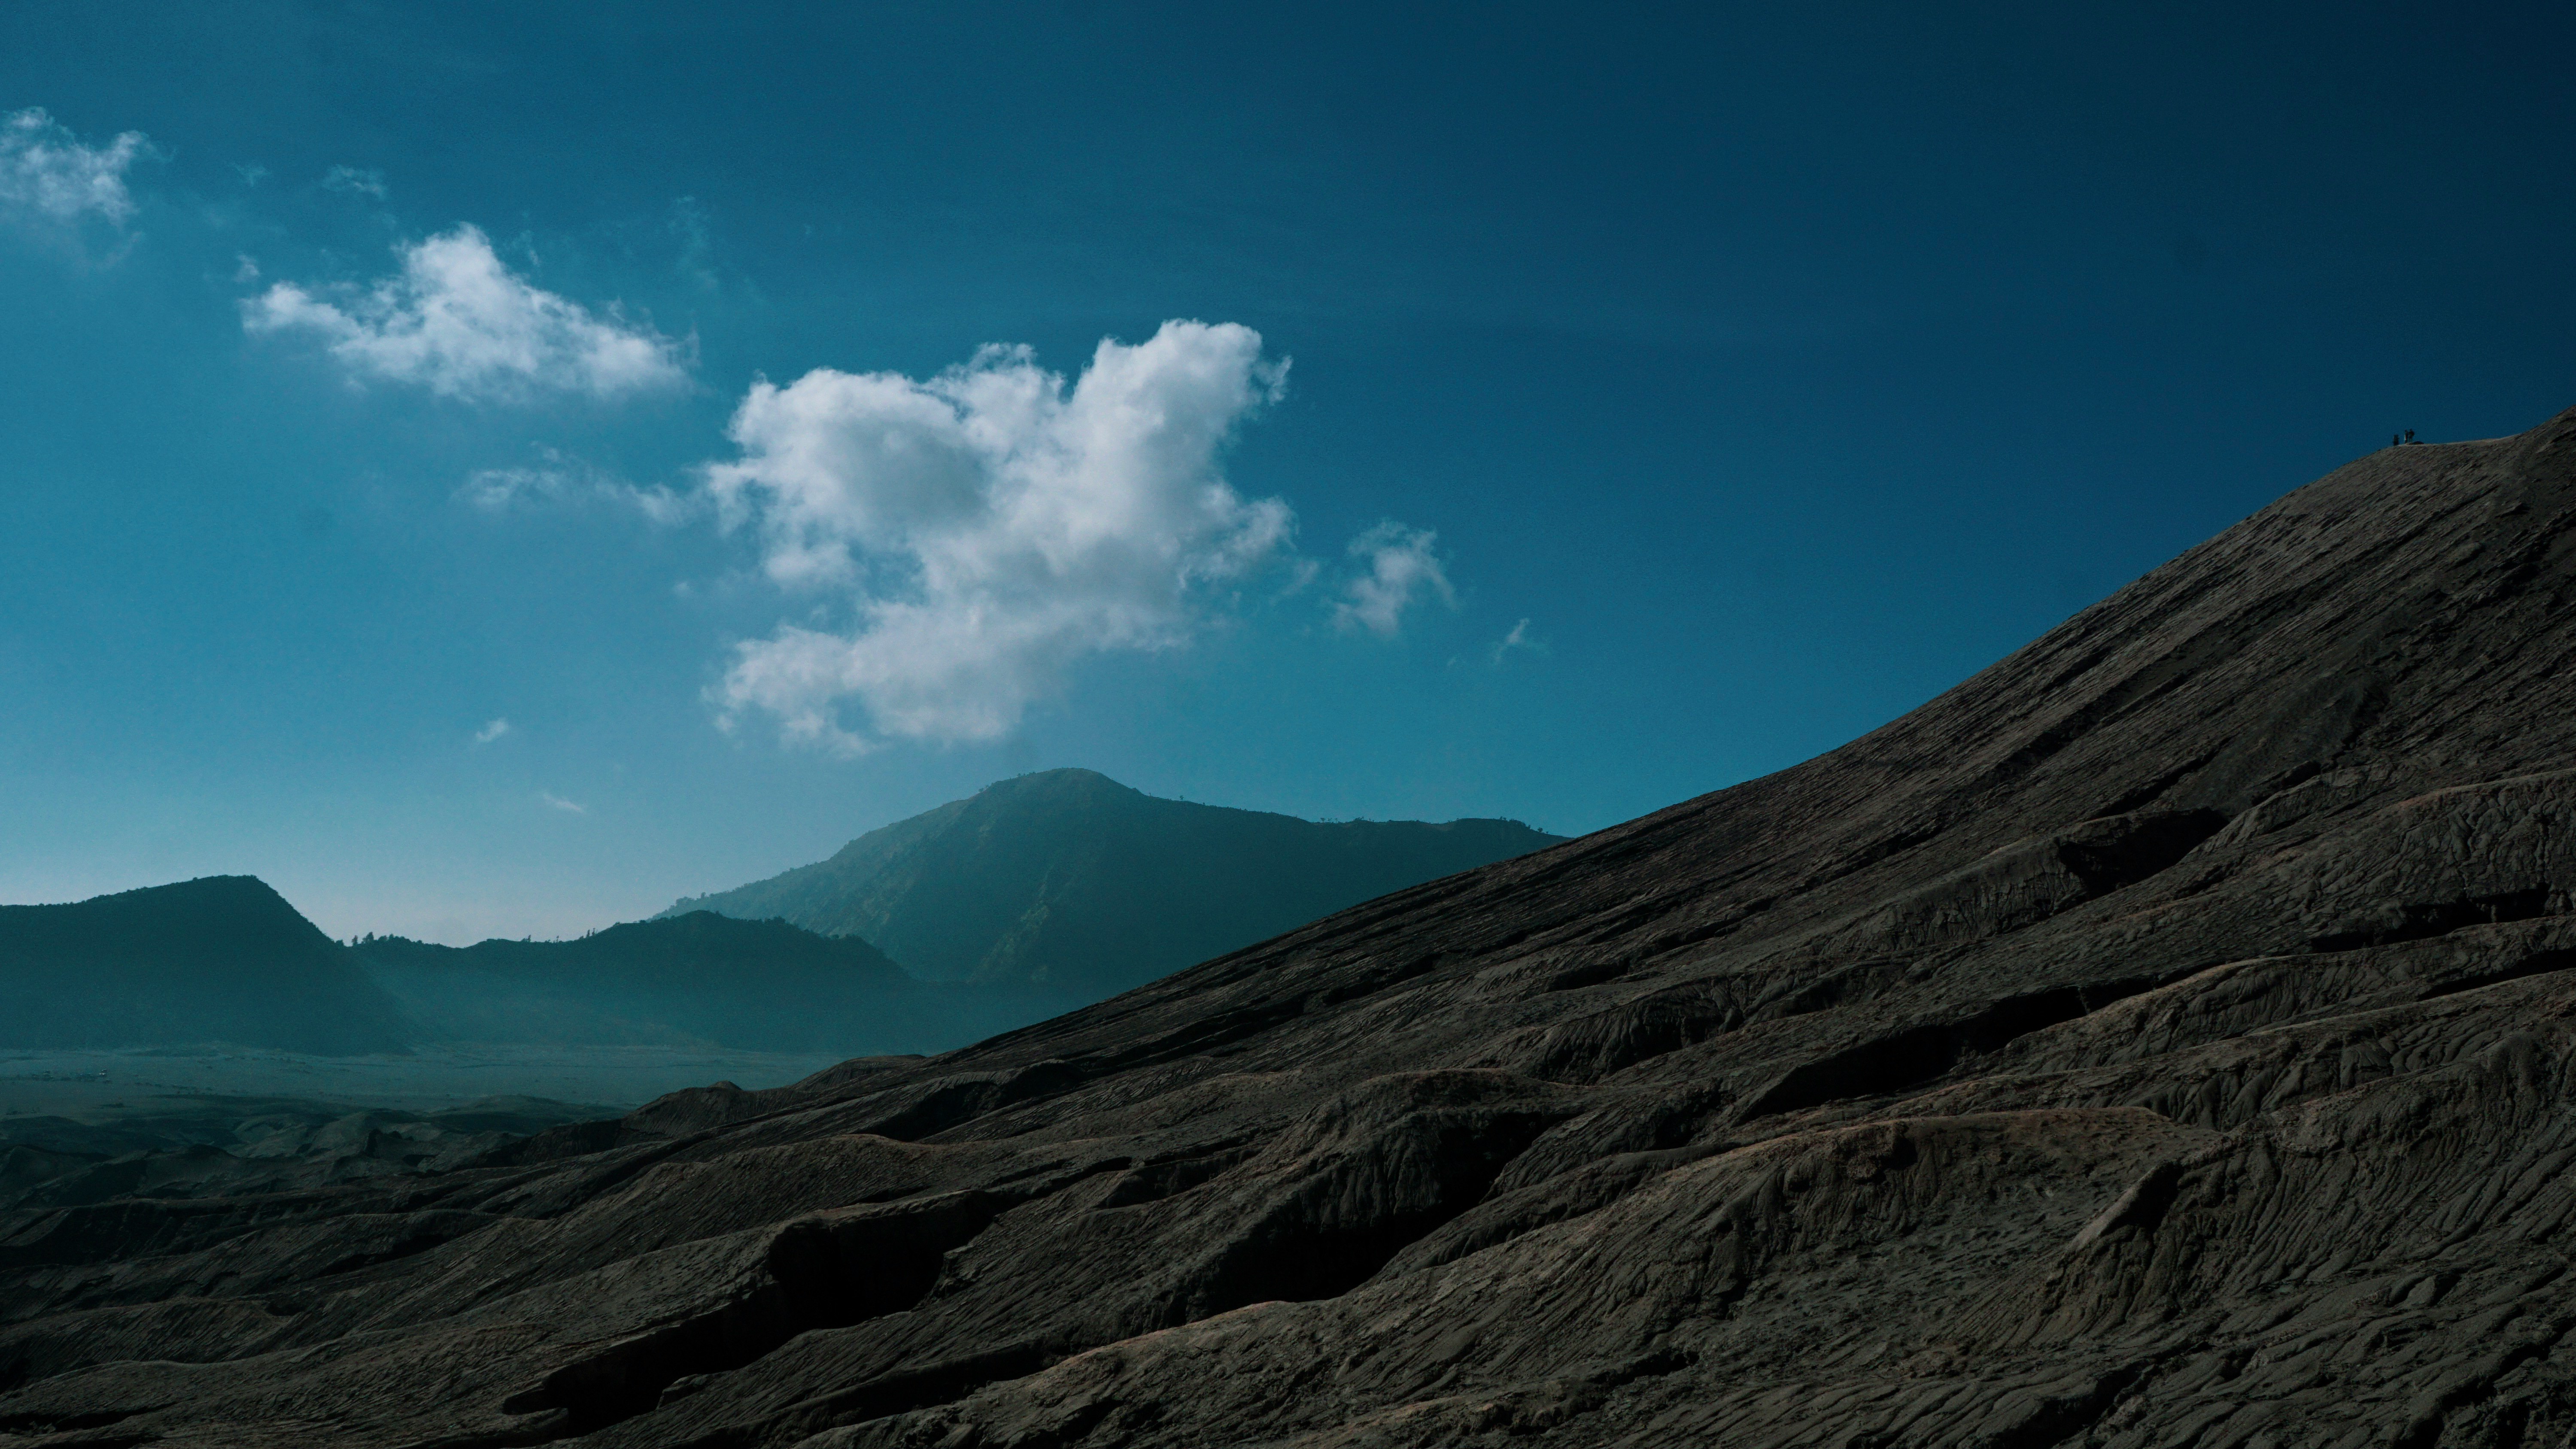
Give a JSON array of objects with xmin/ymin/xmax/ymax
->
[{"xmin": 8, "ymin": 406, "xmax": 2576, "ymax": 1447}]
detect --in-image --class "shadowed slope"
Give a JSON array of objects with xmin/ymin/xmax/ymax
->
[
  {"xmin": 350, "ymin": 913, "xmax": 946, "ymax": 1055},
  {"xmin": 11, "ymin": 412, "xmax": 2576, "ymax": 1446},
  {"xmin": 0, "ymin": 876, "xmax": 410, "ymax": 1055},
  {"xmin": 665, "ymin": 768, "xmax": 1564, "ymax": 997}
]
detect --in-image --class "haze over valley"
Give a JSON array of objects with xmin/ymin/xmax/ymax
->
[{"xmin": 0, "ymin": 770, "xmax": 1560, "ymax": 1187}]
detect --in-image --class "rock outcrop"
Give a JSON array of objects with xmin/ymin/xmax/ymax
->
[{"xmin": 9, "ymin": 411, "xmax": 2576, "ymax": 1446}]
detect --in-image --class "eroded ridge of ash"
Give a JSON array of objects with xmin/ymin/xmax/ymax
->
[{"xmin": 10, "ymin": 408, "xmax": 2576, "ymax": 1446}]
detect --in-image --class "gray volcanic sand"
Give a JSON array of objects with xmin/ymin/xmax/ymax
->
[
  {"xmin": 0, "ymin": 1043, "xmax": 845, "ymax": 1122},
  {"xmin": 0, "ymin": 1047, "xmax": 850, "ymax": 1212}
]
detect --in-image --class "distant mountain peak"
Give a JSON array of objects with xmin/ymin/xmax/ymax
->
[
  {"xmin": 29, "ymin": 873, "xmax": 293, "ymax": 909},
  {"xmin": 0, "ymin": 876, "xmax": 408, "ymax": 1055},
  {"xmin": 348, "ymin": 910, "xmax": 926, "ymax": 1054},
  {"xmin": 987, "ymin": 766, "xmax": 1130, "ymax": 788},
  {"xmin": 666, "ymin": 771, "xmax": 1564, "ymax": 998}
]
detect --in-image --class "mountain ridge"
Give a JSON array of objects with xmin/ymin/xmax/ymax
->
[
  {"xmin": 665, "ymin": 767, "xmax": 1565, "ymax": 995},
  {"xmin": 0, "ymin": 875, "xmax": 411, "ymax": 1055},
  {"xmin": 348, "ymin": 911, "xmax": 951, "ymax": 1054}
]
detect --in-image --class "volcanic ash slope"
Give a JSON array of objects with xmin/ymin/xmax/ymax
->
[{"xmin": 9, "ymin": 409, "xmax": 2576, "ymax": 1446}]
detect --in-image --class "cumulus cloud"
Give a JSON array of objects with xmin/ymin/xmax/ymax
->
[
  {"xmin": 459, "ymin": 446, "xmax": 691, "ymax": 522},
  {"xmin": 708, "ymin": 321, "xmax": 1293, "ymax": 750},
  {"xmin": 0, "ymin": 108, "xmax": 153, "ymax": 225},
  {"xmin": 242, "ymin": 224, "xmax": 689, "ymax": 401},
  {"xmin": 1334, "ymin": 521, "xmax": 1455, "ymax": 637},
  {"xmin": 474, "ymin": 717, "xmax": 511, "ymax": 744}
]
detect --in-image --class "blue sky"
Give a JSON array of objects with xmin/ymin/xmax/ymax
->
[{"xmin": 3, "ymin": 2, "xmax": 2570, "ymax": 943}]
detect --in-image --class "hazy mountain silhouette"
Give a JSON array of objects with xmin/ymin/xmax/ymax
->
[
  {"xmin": 349, "ymin": 912, "xmax": 959, "ymax": 1055},
  {"xmin": 665, "ymin": 767, "xmax": 1564, "ymax": 1000},
  {"xmin": 0, "ymin": 777, "xmax": 1550, "ymax": 1065},
  {"xmin": 0, "ymin": 876, "xmax": 410, "ymax": 1054}
]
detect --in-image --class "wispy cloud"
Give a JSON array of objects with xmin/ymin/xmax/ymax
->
[
  {"xmin": 1489, "ymin": 617, "xmax": 1544, "ymax": 665},
  {"xmin": 459, "ymin": 446, "xmax": 691, "ymax": 522},
  {"xmin": 708, "ymin": 321, "xmax": 1294, "ymax": 751},
  {"xmin": 1334, "ymin": 521, "xmax": 1455, "ymax": 637},
  {"xmin": 539, "ymin": 791, "xmax": 585, "ymax": 814},
  {"xmin": 0, "ymin": 108, "xmax": 154, "ymax": 226},
  {"xmin": 474, "ymin": 717, "xmax": 511, "ymax": 744},
  {"xmin": 322, "ymin": 164, "xmax": 387, "ymax": 199},
  {"xmin": 242, "ymin": 224, "xmax": 690, "ymax": 402},
  {"xmin": 671, "ymin": 195, "xmax": 717, "ymax": 290}
]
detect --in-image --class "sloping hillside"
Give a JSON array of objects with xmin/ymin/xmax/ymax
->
[
  {"xmin": 0, "ymin": 875, "xmax": 410, "ymax": 1054},
  {"xmin": 668, "ymin": 767, "xmax": 1563, "ymax": 998},
  {"xmin": 351, "ymin": 912, "xmax": 954, "ymax": 1054},
  {"xmin": 12, "ymin": 410, "xmax": 2576, "ymax": 1445}
]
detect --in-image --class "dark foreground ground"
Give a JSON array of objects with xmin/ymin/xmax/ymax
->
[
  {"xmin": 0, "ymin": 1046, "xmax": 842, "ymax": 1126},
  {"xmin": 0, "ymin": 1046, "xmax": 844, "ymax": 1219},
  {"xmin": 8, "ymin": 408, "xmax": 2576, "ymax": 1446}
]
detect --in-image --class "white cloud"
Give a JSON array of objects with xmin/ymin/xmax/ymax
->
[
  {"xmin": 459, "ymin": 462, "xmax": 572, "ymax": 512},
  {"xmin": 708, "ymin": 321, "xmax": 1293, "ymax": 750},
  {"xmin": 242, "ymin": 224, "xmax": 689, "ymax": 402},
  {"xmin": 1489, "ymin": 616, "xmax": 1545, "ymax": 665},
  {"xmin": 322, "ymin": 164, "xmax": 387, "ymax": 198},
  {"xmin": 540, "ymin": 791, "xmax": 585, "ymax": 814},
  {"xmin": 0, "ymin": 108, "xmax": 153, "ymax": 225},
  {"xmin": 671, "ymin": 195, "xmax": 716, "ymax": 290},
  {"xmin": 1334, "ymin": 521, "xmax": 1455, "ymax": 637},
  {"xmin": 459, "ymin": 446, "xmax": 692, "ymax": 522},
  {"xmin": 474, "ymin": 717, "xmax": 511, "ymax": 744}
]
